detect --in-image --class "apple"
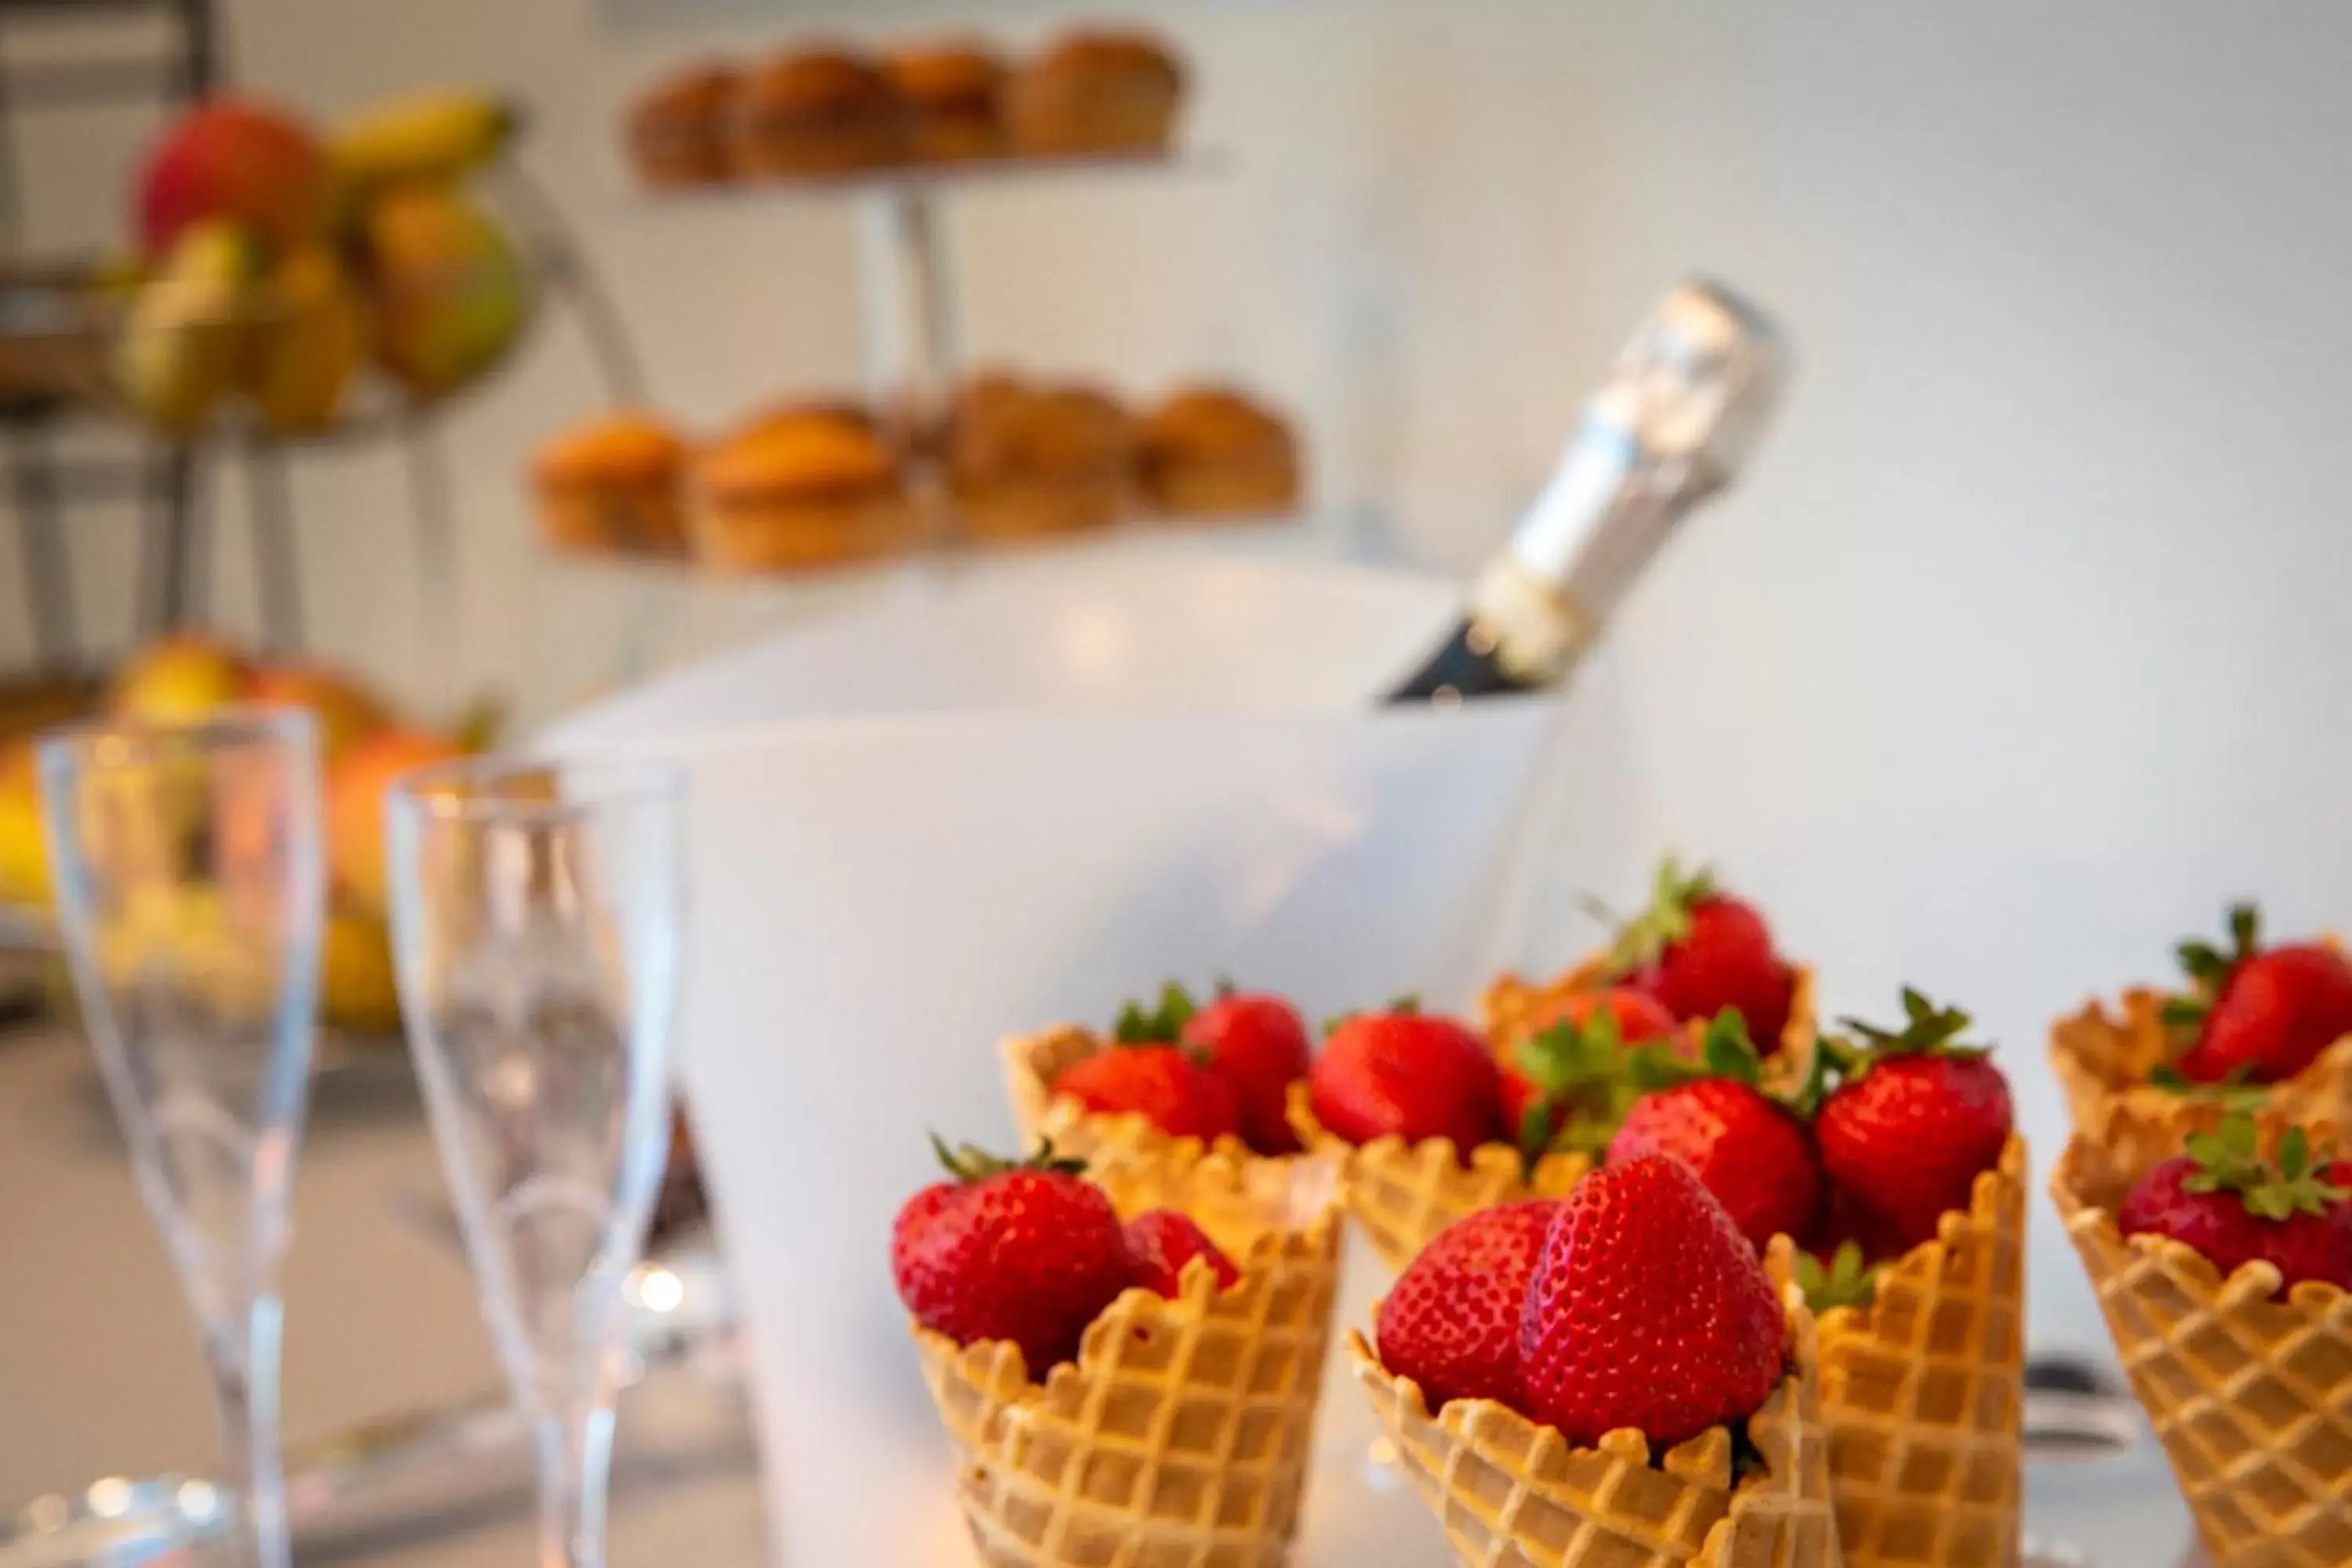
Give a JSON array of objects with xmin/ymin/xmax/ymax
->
[
  {"xmin": 111, "ymin": 633, "xmax": 249, "ymax": 722},
  {"xmin": 325, "ymin": 728, "xmax": 463, "ymax": 913},
  {"xmin": 245, "ymin": 660, "xmax": 390, "ymax": 761},
  {"xmin": 137, "ymin": 98, "xmax": 329, "ymax": 257}
]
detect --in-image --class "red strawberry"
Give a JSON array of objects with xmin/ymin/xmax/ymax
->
[
  {"xmin": 891, "ymin": 1138, "xmax": 1132, "ymax": 1372},
  {"xmin": 1054, "ymin": 1043, "xmax": 1241, "ymax": 1142},
  {"xmin": 1501, "ymin": 988, "xmax": 1679, "ymax": 1152},
  {"xmin": 1518, "ymin": 1156, "xmax": 1786, "ymax": 1448},
  {"xmin": 1181, "ymin": 986, "xmax": 1313, "ymax": 1155},
  {"xmin": 1309, "ymin": 1006, "xmax": 1502, "ymax": 1160},
  {"xmin": 1377, "ymin": 1200, "xmax": 1559, "ymax": 1411},
  {"xmin": 2117, "ymin": 1114, "xmax": 2352, "ymax": 1295},
  {"xmin": 1815, "ymin": 990, "xmax": 2014, "ymax": 1253},
  {"xmin": 1123, "ymin": 1208, "xmax": 1241, "ymax": 1297},
  {"xmin": 2169, "ymin": 904, "xmax": 2352, "ymax": 1086},
  {"xmin": 1605, "ymin": 1014, "xmax": 1822, "ymax": 1252},
  {"xmin": 1610, "ymin": 859, "xmax": 1795, "ymax": 1054}
]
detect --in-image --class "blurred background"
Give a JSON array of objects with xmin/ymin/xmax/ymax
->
[{"xmin": 0, "ymin": 0, "xmax": 2346, "ymax": 1552}]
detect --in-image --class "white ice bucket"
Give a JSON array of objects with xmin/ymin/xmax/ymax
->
[{"xmin": 545, "ymin": 548, "xmax": 1570, "ymax": 1565}]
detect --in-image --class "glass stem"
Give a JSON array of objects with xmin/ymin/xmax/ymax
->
[
  {"xmin": 210, "ymin": 1294, "xmax": 290, "ymax": 1568},
  {"xmin": 532, "ymin": 1397, "xmax": 618, "ymax": 1568}
]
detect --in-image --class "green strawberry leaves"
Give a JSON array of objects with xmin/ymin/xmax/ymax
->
[
  {"xmin": 931, "ymin": 1133, "xmax": 1087, "ymax": 1184},
  {"xmin": 1794, "ymin": 1240, "xmax": 1881, "ymax": 1314},
  {"xmin": 1821, "ymin": 988, "xmax": 1987, "ymax": 1082},
  {"xmin": 1514, "ymin": 1006, "xmax": 1646, "ymax": 1171},
  {"xmin": 1604, "ymin": 855, "xmax": 1715, "ymax": 978},
  {"xmin": 2181, "ymin": 1112, "xmax": 2348, "ymax": 1221},
  {"xmin": 1113, "ymin": 982, "xmax": 1200, "ymax": 1045},
  {"xmin": 2166, "ymin": 902, "xmax": 2261, "ymax": 1034},
  {"xmin": 1321, "ymin": 994, "xmax": 1421, "ymax": 1036}
]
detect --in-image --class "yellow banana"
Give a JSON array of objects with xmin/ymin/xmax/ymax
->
[{"xmin": 329, "ymin": 89, "xmax": 519, "ymax": 191}]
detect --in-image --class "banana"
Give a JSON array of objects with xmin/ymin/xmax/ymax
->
[
  {"xmin": 329, "ymin": 89, "xmax": 518, "ymax": 191},
  {"xmin": 113, "ymin": 220, "xmax": 259, "ymax": 434}
]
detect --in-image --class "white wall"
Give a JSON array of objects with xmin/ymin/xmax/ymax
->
[{"xmin": 13, "ymin": 0, "xmax": 2352, "ymax": 1350}]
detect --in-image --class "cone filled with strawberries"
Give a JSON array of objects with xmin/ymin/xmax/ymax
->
[
  {"xmin": 1004, "ymin": 982, "xmax": 1315, "ymax": 1173},
  {"xmin": 2051, "ymin": 901, "xmax": 2352, "ymax": 1134},
  {"xmin": 1514, "ymin": 980, "xmax": 2025, "ymax": 1568},
  {"xmin": 1351, "ymin": 1153, "xmax": 1842, "ymax": 1567},
  {"xmin": 895, "ymin": 1136, "xmax": 1343, "ymax": 1567},
  {"xmin": 2052, "ymin": 1099, "xmax": 2352, "ymax": 1568}
]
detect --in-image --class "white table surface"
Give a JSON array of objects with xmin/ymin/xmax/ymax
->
[{"xmin": 0, "ymin": 1018, "xmax": 2198, "ymax": 1566}]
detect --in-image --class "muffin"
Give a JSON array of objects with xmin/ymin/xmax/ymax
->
[
  {"xmin": 1007, "ymin": 29, "xmax": 1185, "ymax": 158},
  {"xmin": 881, "ymin": 43, "xmax": 1005, "ymax": 163},
  {"xmin": 532, "ymin": 411, "xmax": 690, "ymax": 557},
  {"xmin": 626, "ymin": 64, "xmax": 741, "ymax": 188},
  {"xmin": 1138, "ymin": 387, "xmax": 1303, "ymax": 518},
  {"xmin": 945, "ymin": 374, "xmax": 1134, "ymax": 541},
  {"xmin": 732, "ymin": 47, "xmax": 908, "ymax": 178},
  {"xmin": 691, "ymin": 407, "xmax": 920, "ymax": 571}
]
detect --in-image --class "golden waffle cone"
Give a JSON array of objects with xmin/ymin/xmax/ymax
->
[
  {"xmin": 2050, "ymin": 1100, "xmax": 2352, "ymax": 1568},
  {"xmin": 1288, "ymin": 1080, "xmax": 1589, "ymax": 1275},
  {"xmin": 911, "ymin": 1150, "xmax": 1345, "ymax": 1566},
  {"xmin": 1483, "ymin": 959, "xmax": 1822, "ymax": 1098},
  {"xmin": 1349, "ymin": 1295, "xmax": 1842, "ymax": 1567},
  {"xmin": 2049, "ymin": 985, "xmax": 2352, "ymax": 1134},
  {"xmin": 1763, "ymin": 1134, "xmax": 2026, "ymax": 1568},
  {"xmin": 1004, "ymin": 1025, "xmax": 1257, "ymax": 1174}
]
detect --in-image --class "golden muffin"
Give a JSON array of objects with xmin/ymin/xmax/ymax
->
[
  {"xmin": 691, "ymin": 407, "xmax": 920, "ymax": 571},
  {"xmin": 1138, "ymin": 387, "xmax": 1303, "ymax": 519},
  {"xmin": 732, "ymin": 47, "xmax": 909, "ymax": 178},
  {"xmin": 945, "ymin": 373, "xmax": 1134, "ymax": 541},
  {"xmin": 626, "ymin": 64, "xmax": 742, "ymax": 188},
  {"xmin": 1007, "ymin": 29, "xmax": 1186, "ymax": 158},
  {"xmin": 532, "ymin": 411, "xmax": 691, "ymax": 557},
  {"xmin": 882, "ymin": 43, "xmax": 1006, "ymax": 163}
]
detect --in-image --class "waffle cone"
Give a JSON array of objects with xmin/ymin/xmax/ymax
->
[
  {"xmin": 912, "ymin": 1149, "xmax": 1345, "ymax": 1566},
  {"xmin": 1349, "ymin": 1295, "xmax": 1842, "ymax": 1567},
  {"xmin": 2049, "ymin": 985, "xmax": 2352, "ymax": 1134},
  {"xmin": 1763, "ymin": 1134, "xmax": 2026, "ymax": 1568},
  {"xmin": 1483, "ymin": 959, "xmax": 1822, "ymax": 1098},
  {"xmin": 1288, "ymin": 1080, "xmax": 1589, "ymax": 1275},
  {"xmin": 2051, "ymin": 1101, "xmax": 2352, "ymax": 1568},
  {"xmin": 1004, "ymin": 1025, "xmax": 1256, "ymax": 1174}
]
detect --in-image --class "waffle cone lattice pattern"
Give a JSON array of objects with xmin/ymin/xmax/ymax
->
[
  {"xmin": 2052, "ymin": 1102, "xmax": 2352, "ymax": 1568},
  {"xmin": 2049, "ymin": 986, "xmax": 2352, "ymax": 1137},
  {"xmin": 1763, "ymin": 1135, "xmax": 2025, "ymax": 1568},
  {"xmin": 1349, "ymin": 1297, "xmax": 1841, "ymax": 1567},
  {"xmin": 912, "ymin": 1150, "xmax": 1344, "ymax": 1566}
]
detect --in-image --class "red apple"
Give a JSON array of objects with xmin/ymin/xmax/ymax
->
[{"xmin": 137, "ymin": 98, "xmax": 328, "ymax": 257}]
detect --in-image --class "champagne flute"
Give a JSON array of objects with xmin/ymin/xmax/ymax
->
[
  {"xmin": 385, "ymin": 754, "xmax": 683, "ymax": 1568},
  {"xmin": 38, "ymin": 708, "xmax": 325, "ymax": 1568}
]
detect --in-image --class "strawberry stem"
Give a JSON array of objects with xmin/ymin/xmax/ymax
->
[
  {"xmin": 1604, "ymin": 855, "xmax": 1715, "ymax": 978},
  {"xmin": 930, "ymin": 1133, "xmax": 1087, "ymax": 1184},
  {"xmin": 1823, "ymin": 987, "xmax": 1985, "ymax": 1084},
  {"xmin": 1112, "ymin": 982, "xmax": 1200, "ymax": 1045},
  {"xmin": 1794, "ymin": 1240, "xmax": 1881, "ymax": 1313},
  {"xmin": 2180, "ymin": 1112, "xmax": 2347, "ymax": 1221}
]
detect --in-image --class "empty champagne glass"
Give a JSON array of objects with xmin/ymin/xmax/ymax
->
[
  {"xmin": 38, "ymin": 709, "xmax": 325, "ymax": 1568},
  {"xmin": 385, "ymin": 755, "xmax": 683, "ymax": 1568}
]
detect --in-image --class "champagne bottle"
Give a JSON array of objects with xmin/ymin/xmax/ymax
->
[{"xmin": 1385, "ymin": 279, "xmax": 1787, "ymax": 703}]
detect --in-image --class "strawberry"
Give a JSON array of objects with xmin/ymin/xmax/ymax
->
[
  {"xmin": 1609, "ymin": 858, "xmax": 1795, "ymax": 1054},
  {"xmin": 1123, "ymin": 1208, "xmax": 1241, "ymax": 1297},
  {"xmin": 2117, "ymin": 1113, "xmax": 2352, "ymax": 1295},
  {"xmin": 1376, "ymin": 1200, "xmax": 1559, "ymax": 1412},
  {"xmin": 2167, "ymin": 903, "xmax": 2352, "ymax": 1086},
  {"xmin": 1814, "ymin": 990, "xmax": 2014, "ymax": 1253},
  {"xmin": 1518, "ymin": 1156, "xmax": 1786, "ymax": 1448},
  {"xmin": 1606, "ymin": 1012, "xmax": 1823, "ymax": 1252},
  {"xmin": 1501, "ymin": 988, "xmax": 1679, "ymax": 1155},
  {"xmin": 1180, "ymin": 985, "xmax": 1313, "ymax": 1156},
  {"xmin": 1309, "ymin": 1005, "xmax": 1503, "ymax": 1160},
  {"xmin": 891, "ymin": 1138, "xmax": 1132, "ymax": 1372},
  {"xmin": 1053, "ymin": 1038, "xmax": 1241, "ymax": 1143}
]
